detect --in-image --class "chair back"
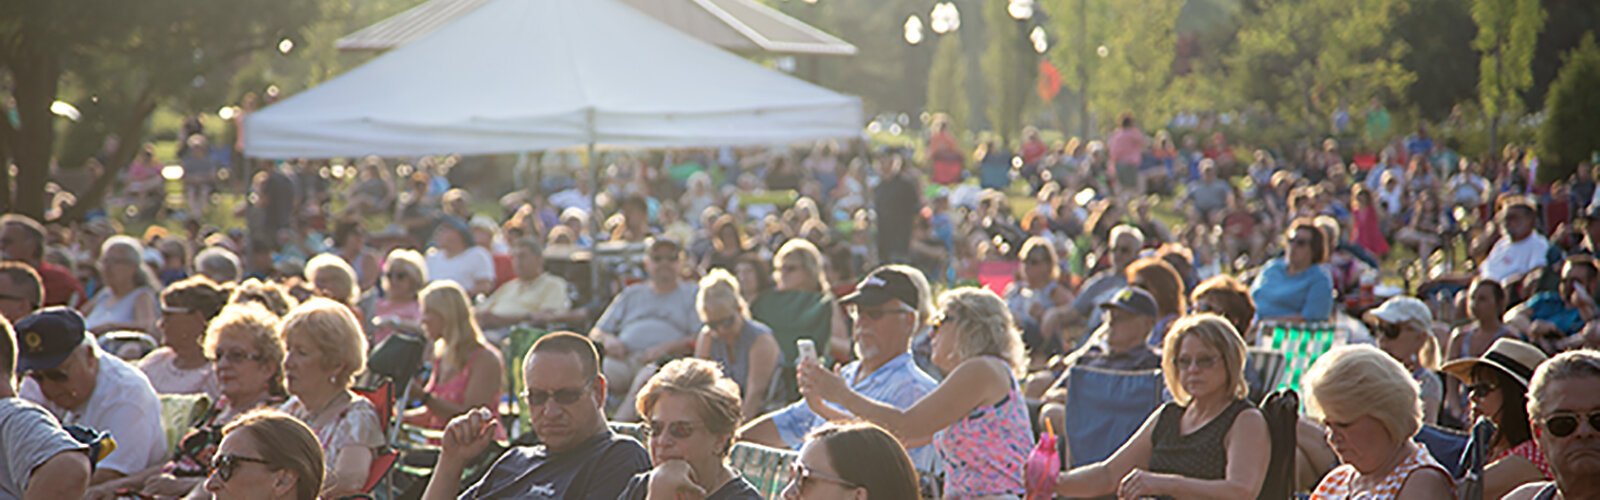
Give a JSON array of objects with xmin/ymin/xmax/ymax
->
[
  {"xmin": 157, "ymin": 393, "xmax": 212, "ymax": 455},
  {"xmin": 1062, "ymin": 365, "xmax": 1165, "ymax": 468},
  {"xmin": 1260, "ymin": 321, "xmax": 1338, "ymax": 396},
  {"xmin": 1245, "ymin": 348, "xmax": 1288, "ymax": 403},
  {"xmin": 505, "ymin": 327, "xmax": 550, "ymax": 437},
  {"xmin": 1415, "ymin": 423, "xmax": 1471, "ymax": 474},
  {"xmin": 729, "ymin": 441, "xmax": 799, "ymax": 499},
  {"xmin": 1257, "ymin": 389, "xmax": 1299, "ymax": 500}
]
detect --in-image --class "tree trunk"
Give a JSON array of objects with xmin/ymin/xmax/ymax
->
[
  {"xmin": 55, "ymin": 90, "xmax": 156, "ymax": 223},
  {"xmin": 9, "ymin": 46, "xmax": 62, "ymax": 221}
]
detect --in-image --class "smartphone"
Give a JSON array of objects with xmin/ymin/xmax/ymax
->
[{"xmin": 797, "ymin": 339, "xmax": 818, "ymax": 366}]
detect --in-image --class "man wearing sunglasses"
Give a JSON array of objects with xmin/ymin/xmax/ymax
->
[
  {"xmin": 0, "ymin": 315, "xmax": 92, "ymax": 498},
  {"xmin": 16, "ymin": 308, "xmax": 165, "ymax": 486},
  {"xmin": 424, "ymin": 332, "xmax": 649, "ymax": 500},
  {"xmin": 0, "ymin": 261, "xmax": 43, "ymax": 323},
  {"xmin": 738, "ymin": 265, "xmax": 942, "ymax": 473},
  {"xmin": 1054, "ymin": 225, "xmax": 1145, "ymax": 337},
  {"xmin": 1505, "ymin": 350, "xmax": 1600, "ymax": 500}
]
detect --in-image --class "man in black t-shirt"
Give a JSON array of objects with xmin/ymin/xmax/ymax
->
[
  {"xmin": 874, "ymin": 155, "xmax": 921, "ymax": 264},
  {"xmin": 423, "ymin": 333, "xmax": 650, "ymax": 499}
]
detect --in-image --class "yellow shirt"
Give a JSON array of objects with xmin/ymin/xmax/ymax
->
[{"xmin": 481, "ymin": 273, "xmax": 572, "ymax": 318}]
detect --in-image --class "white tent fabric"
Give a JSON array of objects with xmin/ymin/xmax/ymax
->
[{"xmin": 245, "ymin": 0, "xmax": 861, "ymax": 159}]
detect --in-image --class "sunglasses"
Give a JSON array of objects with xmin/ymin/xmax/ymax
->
[
  {"xmin": 209, "ymin": 454, "xmax": 275, "ymax": 482},
  {"xmin": 213, "ymin": 349, "xmax": 268, "ymax": 364},
  {"xmin": 1289, "ymin": 238, "xmax": 1313, "ymax": 247},
  {"xmin": 705, "ymin": 315, "xmax": 739, "ymax": 330},
  {"xmin": 523, "ymin": 383, "xmax": 590, "ymax": 406},
  {"xmin": 1541, "ymin": 411, "xmax": 1600, "ymax": 438},
  {"xmin": 1175, "ymin": 354, "xmax": 1218, "ymax": 370},
  {"xmin": 848, "ymin": 305, "xmax": 914, "ymax": 322},
  {"xmin": 385, "ymin": 271, "xmax": 410, "ymax": 281},
  {"xmin": 1372, "ymin": 321, "xmax": 1403, "ymax": 339},
  {"xmin": 784, "ymin": 462, "xmax": 860, "ymax": 498},
  {"xmin": 1466, "ymin": 382, "xmax": 1500, "ymax": 399},
  {"xmin": 642, "ymin": 420, "xmax": 698, "ymax": 440}
]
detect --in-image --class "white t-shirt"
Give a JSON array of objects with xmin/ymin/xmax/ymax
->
[
  {"xmin": 1481, "ymin": 233, "xmax": 1551, "ymax": 284},
  {"xmin": 138, "ymin": 348, "xmax": 220, "ymax": 399},
  {"xmin": 425, "ymin": 246, "xmax": 496, "ymax": 292},
  {"xmin": 21, "ymin": 349, "xmax": 167, "ymax": 475}
]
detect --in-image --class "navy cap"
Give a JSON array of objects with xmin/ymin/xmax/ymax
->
[
  {"xmin": 15, "ymin": 307, "xmax": 89, "ymax": 373},
  {"xmin": 840, "ymin": 267, "xmax": 922, "ymax": 308},
  {"xmin": 1099, "ymin": 287, "xmax": 1159, "ymax": 317}
]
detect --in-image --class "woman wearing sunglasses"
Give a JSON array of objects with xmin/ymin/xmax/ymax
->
[
  {"xmin": 800, "ymin": 287, "xmax": 1033, "ymax": 498},
  {"xmin": 361, "ymin": 248, "xmax": 426, "ymax": 346},
  {"xmin": 620, "ymin": 358, "xmax": 761, "ymax": 500},
  {"xmin": 138, "ymin": 276, "xmax": 230, "ymax": 398},
  {"xmin": 1055, "ymin": 314, "xmax": 1269, "ymax": 499},
  {"xmin": 1440, "ymin": 338, "xmax": 1551, "ymax": 499},
  {"xmin": 1249, "ymin": 218, "xmax": 1334, "ymax": 323},
  {"xmin": 783, "ymin": 421, "xmax": 920, "ymax": 499},
  {"xmin": 203, "ymin": 409, "xmax": 324, "ymax": 500},
  {"xmin": 1368, "ymin": 296, "xmax": 1445, "ymax": 425},
  {"xmin": 694, "ymin": 269, "xmax": 781, "ymax": 420},
  {"xmin": 87, "ymin": 303, "xmax": 288, "ymax": 499}
]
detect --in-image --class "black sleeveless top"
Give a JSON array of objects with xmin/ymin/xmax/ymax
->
[{"xmin": 1148, "ymin": 399, "xmax": 1253, "ymax": 485}]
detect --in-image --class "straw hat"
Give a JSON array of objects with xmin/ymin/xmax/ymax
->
[{"xmin": 1440, "ymin": 337, "xmax": 1548, "ymax": 389}]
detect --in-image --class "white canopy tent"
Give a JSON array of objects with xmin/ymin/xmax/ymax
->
[{"xmin": 244, "ymin": 0, "xmax": 862, "ymax": 160}]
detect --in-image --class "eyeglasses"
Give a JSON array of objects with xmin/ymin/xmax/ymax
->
[
  {"xmin": 213, "ymin": 349, "xmax": 268, "ymax": 364},
  {"xmin": 1466, "ymin": 382, "xmax": 1500, "ymax": 399},
  {"xmin": 705, "ymin": 315, "xmax": 740, "ymax": 330},
  {"xmin": 523, "ymin": 383, "xmax": 591, "ymax": 407},
  {"xmin": 847, "ymin": 305, "xmax": 915, "ymax": 322},
  {"xmin": 1289, "ymin": 238, "xmax": 1313, "ymax": 247},
  {"xmin": 649, "ymin": 253, "xmax": 679, "ymax": 262},
  {"xmin": 385, "ymin": 271, "xmax": 410, "ymax": 281},
  {"xmin": 1175, "ymin": 354, "xmax": 1218, "ymax": 370},
  {"xmin": 1541, "ymin": 411, "xmax": 1600, "ymax": 438},
  {"xmin": 1372, "ymin": 321, "xmax": 1403, "ymax": 339},
  {"xmin": 209, "ymin": 454, "xmax": 275, "ymax": 482},
  {"xmin": 24, "ymin": 368, "xmax": 69, "ymax": 382},
  {"xmin": 642, "ymin": 420, "xmax": 698, "ymax": 440},
  {"xmin": 784, "ymin": 462, "xmax": 860, "ymax": 498}
]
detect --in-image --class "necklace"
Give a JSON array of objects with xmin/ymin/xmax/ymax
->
[{"xmin": 305, "ymin": 391, "xmax": 348, "ymax": 426}]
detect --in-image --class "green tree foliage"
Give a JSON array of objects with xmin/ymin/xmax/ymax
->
[
  {"xmin": 1398, "ymin": 0, "xmax": 1478, "ymax": 121},
  {"xmin": 1043, "ymin": 0, "xmax": 1187, "ymax": 134},
  {"xmin": 927, "ymin": 32, "xmax": 972, "ymax": 136},
  {"xmin": 1538, "ymin": 33, "xmax": 1600, "ymax": 177},
  {"xmin": 0, "ymin": 0, "xmax": 323, "ymax": 219},
  {"xmin": 981, "ymin": 1, "xmax": 1037, "ymax": 145},
  {"xmin": 1223, "ymin": 0, "xmax": 1415, "ymax": 135},
  {"xmin": 1473, "ymin": 0, "xmax": 1546, "ymax": 150}
]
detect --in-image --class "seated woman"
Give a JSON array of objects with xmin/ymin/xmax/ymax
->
[
  {"xmin": 693, "ymin": 269, "xmax": 782, "ymax": 420},
  {"xmin": 304, "ymin": 253, "xmax": 361, "ymax": 316},
  {"xmin": 1304, "ymin": 345, "xmax": 1454, "ymax": 499},
  {"xmin": 1440, "ymin": 338, "xmax": 1551, "ymax": 499},
  {"xmin": 362, "ymin": 248, "xmax": 426, "ymax": 346},
  {"xmin": 140, "ymin": 276, "xmax": 230, "ymax": 397},
  {"xmin": 752, "ymin": 238, "xmax": 850, "ymax": 373},
  {"xmin": 1445, "ymin": 278, "xmax": 1525, "ymax": 422},
  {"xmin": 279, "ymin": 298, "xmax": 385, "ymax": 498},
  {"xmin": 801, "ymin": 287, "xmax": 1033, "ymax": 498},
  {"xmin": 1250, "ymin": 218, "xmax": 1335, "ymax": 323},
  {"xmin": 1053, "ymin": 314, "xmax": 1270, "ymax": 499},
  {"xmin": 87, "ymin": 303, "xmax": 288, "ymax": 499},
  {"xmin": 83, "ymin": 236, "xmax": 160, "ymax": 335},
  {"xmin": 202, "ymin": 409, "xmax": 326, "ymax": 500},
  {"xmin": 405, "ymin": 282, "xmax": 504, "ymax": 432},
  {"xmin": 782, "ymin": 421, "xmax": 922, "ymax": 499},
  {"xmin": 1368, "ymin": 296, "xmax": 1444, "ymax": 425},
  {"xmin": 621, "ymin": 358, "xmax": 761, "ymax": 499}
]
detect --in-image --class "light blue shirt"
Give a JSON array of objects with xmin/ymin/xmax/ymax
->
[
  {"xmin": 772, "ymin": 352, "xmax": 940, "ymax": 472},
  {"xmin": 1250, "ymin": 258, "xmax": 1334, "ymax": 322}
]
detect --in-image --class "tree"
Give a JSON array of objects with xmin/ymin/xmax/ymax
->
[
  {"xmin": 1538, "ymin": 32, "xmax": 1600, "ymax": 179},
  {"xmin": 1473, "ymin": 0, "xmax": 1546, "ymax": 152},
  {"xmin": 1043, "ymin": 0, "xmax": 1186, "ymax": 135},
  {"xmin": 981, "ymin": 1, "xmax": 1036, "ymax": 145},
  {"xmin": 927, "ymin": 32, "xmax": 972, "ymax": 135},
  {"xmin": 1223, "ymin": 0, "xmax": 1415, "ymax": 135},
  {"xmin": 0, "ymin": 0, "xmax": 322, "ymax": 220}
]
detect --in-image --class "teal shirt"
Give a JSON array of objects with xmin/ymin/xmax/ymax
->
[{"xmin": 1250, "ymin": 258, "xmax": 1334, "ymax": 322}]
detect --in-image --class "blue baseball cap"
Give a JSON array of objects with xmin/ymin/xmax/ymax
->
[{"xmin": 15, "ymin": 307, "xmax": 89, "ymax": 373}]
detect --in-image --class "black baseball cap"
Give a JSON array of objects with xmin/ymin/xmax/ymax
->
[
  {"xmin": 16, "ymin": 307, "xmax": 89, "ymax": 373},
  {"xmin": 840, "ymin": 267, "xmax": 922, "ymax": 308},
  {"xmin": 1100, "ymin": 287, "xmax": 1159, "ymax": 317}
]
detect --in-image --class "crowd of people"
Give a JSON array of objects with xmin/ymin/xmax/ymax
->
[{"xmin": 1, "ymin": 108, "xmax": 1599, "ymax": 500}]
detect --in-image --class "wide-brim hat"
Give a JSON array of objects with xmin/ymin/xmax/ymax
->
[{"xmin": 1440, "ymin": 337, "xmax": 1548, "ymax": 389}]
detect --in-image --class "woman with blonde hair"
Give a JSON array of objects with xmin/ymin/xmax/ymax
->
[
  {"xmin": 1304, "ymin": 345, "xmax": 1454, "ymax": 499},
  {"xmin": 364, "ymin": 248, "xmax": 427, "ymax": 345},
  {"xmin": 753, "ymin": 238, "xmax": 850, "ymax": 368},
  {"xmin": 405, "ymin": 282, "xmax": 504, "ymax": 432},
  {"xmin": 1054, "ymin": 314, "xmax": 1269, "ymax": 499},
  {"xmin": 620, "ymin": 358, "xmax": 762, "ymax": 499},
  {"xmin": 801, "ymin": 287, "xmax": 1033, "ymax": 498},
  {"xmin": 304, "ymin": 253, "xmax": 359, "ymax": 309},
  {"xmin": 230, "ymin": 278, "xmax": 298, "ymax": 317},
  {"xmin": 82, "ymin": 235, "xmax": 161, "ymax": 334},
  {"xmin": 1367, "ymin": 296, "xmax": 1445, "ymax": 425},
  {"xmin": 694, "ymin": 268, "xmax": 782, "ymax": 419},
  {"xmin": 278, "ymin": 298, "xmax": 384, "ymax": 498}
]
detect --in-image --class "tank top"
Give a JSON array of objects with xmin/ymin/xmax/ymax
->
[
  {"xmin": 84, "ymin": 287, "xmax": 155, "ymax": 332},
  {"xmin": 420, "ymin": 345, "xmax": 505, "ymax": 439},
  {"xmin": 934, "ymin": 365, "xmax": 1033, "ymax": 497},
  {"xmin": 1148, "ymin": 399, "xmax": 1253, "ymax": 497},
  {"xmin": 1311, "ymin": 443, "xmax": 1454, "ymax": 500},
  {"xmin": 708, "ymin": 320, "xmax": 784, "ymax": 403}
]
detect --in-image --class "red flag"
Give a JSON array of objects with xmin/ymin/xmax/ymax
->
[{"xmin": 1037, "ymin": 60, "xmax": 1062, "ymax": 103}]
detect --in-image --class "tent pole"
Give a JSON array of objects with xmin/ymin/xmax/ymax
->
[{"xmin": 586, "ymin": 108, "xmax": 602, "ymax": 308}]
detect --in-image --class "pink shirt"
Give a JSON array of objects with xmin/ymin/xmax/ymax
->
[{"xmin": 1108, "ymin": 127, "xmax": 1147, "ymax": 166}]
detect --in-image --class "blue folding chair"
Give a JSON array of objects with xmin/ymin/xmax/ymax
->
[{"xmin": 1062, "ymin": 365, "xmax": 1166, "ymax": 468}]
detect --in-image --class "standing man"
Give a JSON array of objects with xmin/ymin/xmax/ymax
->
[
  {"xmin": 0, "ymin": 215, "xmax": 82, "ymax": 308},
  {"xmin": 874, "ymin": 155, "xmax": 921, "ymax": 264}
]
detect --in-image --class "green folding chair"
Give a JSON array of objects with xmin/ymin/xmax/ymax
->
[
  {"xmin": 729, "ymin": 441, "xmax": 798, "ymax": 499},
  {"xmin": 504, "ymin": 327, "xmax": 550, "ymax": 438},
  {"xmin": 1262, "ymin": 321, "xmax": 1338, "ymax": 397},
  {"xmin": 157, "ymin": 393, "xmax": 211, "ymax": 455}
]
